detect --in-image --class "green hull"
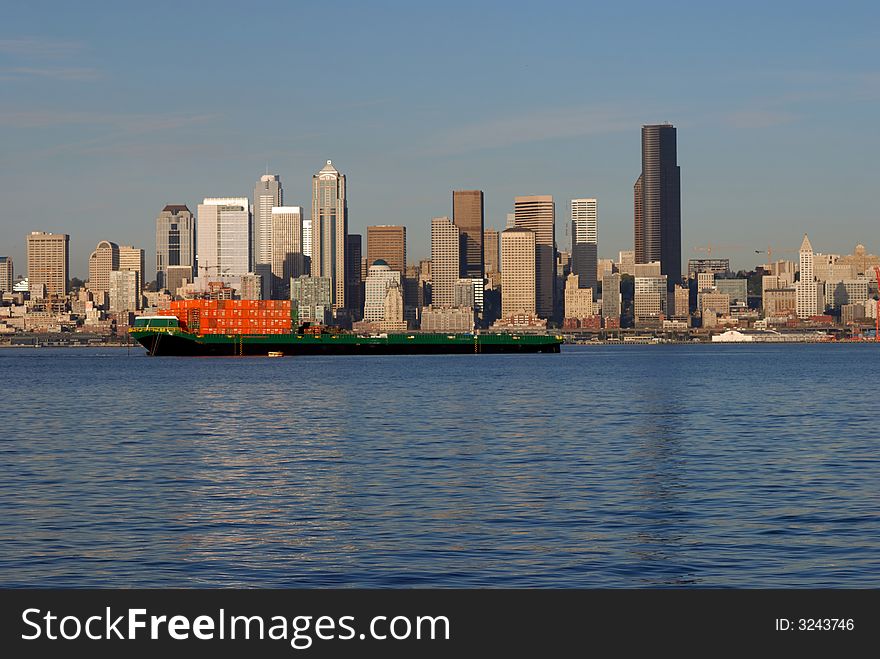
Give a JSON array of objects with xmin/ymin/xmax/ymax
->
[{"xmin": 131, "ymin": 328, "xmax": 563, "ymax": 356}]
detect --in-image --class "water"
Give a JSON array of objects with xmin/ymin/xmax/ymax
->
[{"xmin": 1, "ymin": 344, "xmax": 878, "ymax": 587}]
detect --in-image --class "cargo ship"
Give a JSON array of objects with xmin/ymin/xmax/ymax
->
[{"xmin": 129, "ymin": 300, "xmax": 562, "ymax": 356}]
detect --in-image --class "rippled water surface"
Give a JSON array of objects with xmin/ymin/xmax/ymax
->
[{"xmin": 1, "ymin": 344, "xmax": 878, "ymax": 587}]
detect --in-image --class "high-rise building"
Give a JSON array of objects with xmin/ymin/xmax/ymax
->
[
  {"xmin": 0, "ymin": 256, "xmax": 13, "ymax": 294},
  {"xmin": 484, "ymin": 228, "xmax": 500, "ymax": 275},
  {"xmin": 155, "ymin": 205, "xmax": 195, "ymax": 291},
  {"xmin": 346, "ymin": 234, "xmax": 364, "ymax": 319},
  {"xmin": 253, "ymin": 174, "xmax": 282, "ymax": 299},
  {"xmin": 88, "ymin": 240, "xmax": 119, "ymax": 296},
  {"xmin": 271, "ymin": 206, "xmax": 305, "ymax": 300},
  {"xmin": 197, "ymin": 197, "xmax": 251, "ymax": 280},
  {"xmin": 797, "ymin": 234, "xmax": 819, "ymax": 319},
  {"xmin": 118, "ymin": 246, "xmax": 145, "ymax": 296},
  {"xmin": 571, "ymin": 198, "xmax": 598, "ymax": 292},
  {"xmin": 291, "ymin": 276, "xmax": 333, "ymax": 324},
  {"xmin": 311, "ymin": 160, "xmax": 347, "ymax": 310},
  {"xmin": 500, "ymin": 227, "xmax": 536, "ymax": 317},
  {"xmin": 514, "ymin": 195, "xmax": 555, "ymax": 318},
  {"xmin": 364, "ymin": 260, "xmax": 402, "ymax": 322},
  {"xmin": 253, "ymin": 174, "xmax": 282, "ymax": 266},
  {"xmin": 109, "ymin": 270, "xmax": 140, "ymax": 312},
  {"xmin": 564, "ymin": 274, "xmax": 596, "ymax": 320},
  {"xmin": 453, "ymin": 190, "xmax": 484, "ymax": 279},
  {"xmin": 302, "ymin": 219, "xmax": 312, "ymax": 263},
  {"xmin": 634, "ymin": 124, "xmax": 681, "ymax": 288},
  {"xmin": 634, "ymin": 275, "xmax": 668, "ymax": 327},
  {"xmin": 367, "ymin": 225, "xmax": 406, "ymax": 275},
  {"xmin": 602, "ymin": 272, "xmax": 621, "ymax": 320},
  {"xmin": 239, "ymin": 273, "xmax": 263, "ymax": 300},
  {"xmin": 430, "ymin": 217, "xmax": 460, "ymax": 307},
  {"xmin": 165, "ymin": 265, "xmax": 192, "ymax": 297}
]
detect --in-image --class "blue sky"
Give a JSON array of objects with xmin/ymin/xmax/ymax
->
[{"xmin": 1, "ymin": 1, "xmax": 878, "ymax": 278}]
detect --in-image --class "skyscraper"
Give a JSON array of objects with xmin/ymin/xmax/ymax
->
[
  {"xmin": 634, "ymin": 123, "xmax": 681, "ymax": 288},
  {"xmin": 483, "ymin": 228, "xmax": 500, "ymax": 275},
  {"xmin": 88, "ymin": 240, "xmax": 119, "ymax": 296},
  {"xmin": 271, "ymin": 206, "xmax": 305, "ymax": 299},
  {"xmin": 0, "ymin": 256, "xmax": 14, "ymax": 294},
  {"xmin": 514, "ymin": 195, "xmax": 555, "ymax": 318},
  {"xmin": 197, "ymin": 198, "xmax": 251, "ymax": 280},
  {"xmin": 254, "ymin": 174, "xmax": 282, "ymax": 298},
  {"xmin": 571, "ymin": 198, "xmax": 598, "ymax": 292},
  {"xmin": 118, "ymin": 246, "xmax": 145, "ymax": 296},
  {"xmin": 430, "ymin": 217, "xmax": 460, "ymax": 307},
  {"xmin": 797, "ymin": 234, "xmax": 819, "ymax": 319},
  {"xmin": 27, "ymin": 231, "xmax": 69, "ymax": 298},
  {"xmin": 453, "ymin": 190, "xmax": 484, "ymax": 280},
  {"xmin": 311, "ymin": 160, "xmax": 347, "ymax": 310},
  {"xmin": 367, "ymin": 225, "xmax": 406, "ymax": 275},
  {"xmin": 500, "ymin": 227, "xmax": 536, "ymax": 317},
  {"xmin": 155, "ymin": 205, "xmax": 195, "ymax": 291},
  {"xmin": 346, "ymin": 234, "xmax": 364, "ymax": 319}
]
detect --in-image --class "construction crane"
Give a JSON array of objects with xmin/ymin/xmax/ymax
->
[
  {"xmin": 692, "ymin": 244, "xmax": 746, "ymax": 257},
  {"xmin": 755, "ymin": 247, "xmax": 798, "ymax": 261}
]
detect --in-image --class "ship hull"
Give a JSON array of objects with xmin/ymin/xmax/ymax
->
[{"xmin": 131, "ymin": 330, "xmax": 562, "ymax": 356}]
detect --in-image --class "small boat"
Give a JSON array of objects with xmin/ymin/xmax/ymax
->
[{"xmin": 267, "ymin": 351, "xmax": 284, "ymax": 358}]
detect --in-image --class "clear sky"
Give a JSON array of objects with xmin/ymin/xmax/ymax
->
[{"xmin": 1, "ymin": 0, "xmax": 878, "ymax": 278}]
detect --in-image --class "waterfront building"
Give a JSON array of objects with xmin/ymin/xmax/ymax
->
[
  {"xmin": 453, "ymin": 190, "xmax": 484, "ymax": 280},
  {"xmin": 364, "ymin": 260, "xmax": 402, "ymax": 322},
  {"xmin": 155, "ymin": 205, "xmax": 195, "ymax": 291},
  {"xmin": 763, "ymin": 288, "xmax": 798, "ymax": 318},
  {"xmin": 501, "ymin": 226, "xmax": 536, "ymax": 318},
  {"xmin": 796, "ymin": 234, "xmax": 819, "ymax": 319},
  {"xmin": 367, "ymin": 225, "xmax": 406, "ymax": 275},
  {"xmin": 88, "ymin": 241, "xmax": 119, "ymax": 297},
  {"xmin": 571, "ymin": 198, "xmax": 598, "ymax": 292},
  {"xmin": 634, "ymin": 124, "xmax": 681, "ymax": 288},
  {"xmin": 514, "ymin": 195, "xmax": 555, "ymax": 318},
  {"xmin": 672, "ymin": 284, "xmax": 690, "ymax": 320},
  {"xmin": 841, "ymin": 303, "xmax": 866, "ymax": 325},
  {"xmin": 484, "ymin": 228, "xmax": 500, "ymax": 276},
  {"xmin": 564, "ymin": 274, "xmax": 596, "ymax": 320},
  {"xmin": 271, "ymin": 206, "xmax": 305, "ymax": 299},
  {"xmin": 109, "ymin": 270, "xmax": 139, "ymax": 312},
  {"xmin": 311, "ymin": 160, "xmax": 347, "ymax": 310},
  {"xmin": 601, "ymin": 272, "xmax": 621, "ymax": 321},
  {"xmin": 0, "ymin": 256, "xmax": 13, "ymax": 294},
  {"xmin": 430, "ymin": 217, "xmax": 460, "ymax": 307},
  {"xmin": 634, "ymin": 275, "xmax": 668, "ymax": 327},
  {"xmin": 197, "ymin": 197, "xmax": 251, "ymax": 280},
  {"xmin": 119, "ymin": 246, "xmax": 145, "ymax": 296},
  {"xmin": 420, "ymin": 305, "xmax": 474, "ymax": 332},
  {"xmin": 291, "ymin": 276, "xmax": 333, "ymax": 324}
]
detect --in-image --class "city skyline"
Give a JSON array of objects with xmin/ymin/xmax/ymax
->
[{"xmin": 2, "ymin": 3, "xmax": 878, "ymax": 276}]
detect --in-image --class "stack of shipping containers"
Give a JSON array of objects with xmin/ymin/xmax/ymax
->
[{"xmin": 158, "ymin": 300, "xmax": 294, "ymax": 334}]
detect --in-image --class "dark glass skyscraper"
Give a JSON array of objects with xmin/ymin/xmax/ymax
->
[{"xmin": 634, "ymin": 124, "xmax": 681, "ymax": 287}]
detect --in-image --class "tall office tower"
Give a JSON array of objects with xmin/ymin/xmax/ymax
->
[
  {"xmin": 634, "ymin": 123, "xmax": 681, "ymax": 288},
  {"xmin": 430, "ymin": 217, "xmax": 460, "ymax": 307},
  {"xmin": 796, "ymin": 234, "xmax": 819, "ymax": 319},
  {"xmin": 311, "ymin": 160, "xmax": 347, "ymax": 310},
  {"xmin": 452, "ymin": 190, "xmax": 484, "ymax": 279},
  {"xmin": 196, "ymin": 198, "xmax": 251, "ymax": 279},
  {"xmin": 27, "ymin": 232, "xmax": 69, "ymax": 298},
  {"xmin": 602, "ymin": 272, "xmax": 621, "ymax": 320},
  {"xmin": 253, "ymin": 174, "xmax": 282, "ymax": 298},
  {"xmin": 271, "ymin": 206, "xmax": 305, "ymax": 299},
  {"xmin": 346, "ymin": 234, "xmax": 364, "ymax": 319},
  {"xmin": 500, "ymin": 227, "xmax": 536, "ymax": 317},
  {"xmin": 155, "ymin": 205, "xmax": 195, "ymax": 291},
  {"xmin": 367, "ymin": 225, "xmax": 406, "ymax": 275},
  {"xmin": 118, "ymin": 246, "xmax": 145, "ymax": 295},
  {"xmin": 88, "ymin": 241, "xmax": 119, "ymax": 296},
  {"xmin": 483, "ymin": 228, "xmax": 500, "ymax": 274},
  {"xmin": 513, "ymin": 195, "xmax": 555, "ymax": 318},
  {"xmin": 571, "ymin": 198, "xmax": 598, "ymax": 292},
  {"xmin": 0, "ymin": 256, "xmax": 12, "ymax": 294},
  {"xmin": 109, "ymin": 270, "xmax": 140, "ymax": 312}
]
